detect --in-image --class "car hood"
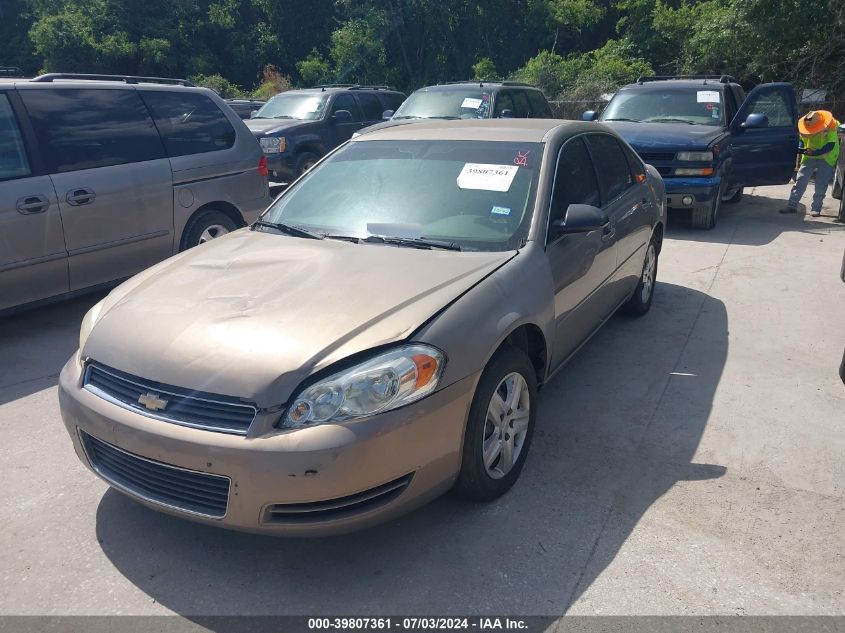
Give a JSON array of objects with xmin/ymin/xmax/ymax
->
[
  {"xmin": 244, "ymin": 118, "xmax": 308, "ymax": 136},
  {"xmin": 603, "ymin": 121, "xmax": 725, "ymax": 151},
  {"xmin": 85, "ymin": 230, "xmax": 516, "ymax": 407}
]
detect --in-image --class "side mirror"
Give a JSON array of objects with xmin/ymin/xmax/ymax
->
[
  {"xmin": 740, "ymin": 112, "xmax": 769, "ymax": 130},
  {"xmin": 382, "ymin": 109, "xmax": 395, "ymax": 120},
  {"xmin": 499, "ymin": 109, "xmax": 515, "ymax": 119},
  {"xmin": 249, "ymin": 110, "xmax": 259, "ymax": 119},
  {"xmin": 582, "ymin": 110, "xmax": 598, "ymax": 121},
  {"xmin": 550, "ymin": 204, "xmax": 609, "ymax": 236},
  {"xmin": 332, "ymin": 109, "xmax": 353, "ymax": 122}
]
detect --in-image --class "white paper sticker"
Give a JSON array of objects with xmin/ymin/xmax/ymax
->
[
  {"xmin": 461, "ymin": 98, "xmax": 483, "ymax": 109},
  {"xmin": 457, "ymin": 163, "xmax": 518, "ymax": 192},
  {"xmin": 697, "ymin": 90, "xmax": 721, "ymax": 103}
]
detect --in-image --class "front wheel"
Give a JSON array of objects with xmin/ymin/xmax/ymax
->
[
  {"xmin": 454, "ymin": 346, "xmax": 538, "ymax": 501},
  {"xmin": 691, "ymin": 180, "xmax": 724, "ymax": 230},
  {"xmin": 294, "ymin": 152, "xmax": 320, "ymax": 179},
  {"xmin": 621, "ymin": 235, "xmax": 659, "ymax": 316},
  {"xmin": 722, "ymin": 186, "xmax": 744, "ymax": 204}
]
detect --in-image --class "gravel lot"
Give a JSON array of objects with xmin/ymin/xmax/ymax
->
[{"xmin": 1, "ymin": 184, "xmax": 843, "ymax": 617}]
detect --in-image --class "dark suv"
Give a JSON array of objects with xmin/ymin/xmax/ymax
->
[
  {"xmin": 357, "ymin": 81, "xmax": 553, "ymax": 137},
  {"xmin": 584, "ymin": 76, "xmax": 798, "ymax": 229},
  {"xmin": 245, "ymin": 85, "xmax": 406, "ymax": 182}
]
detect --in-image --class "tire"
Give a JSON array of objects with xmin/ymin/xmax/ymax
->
[
  {"xmin": 722, "ymin": 186, "xmax": 744, "ymax": 204},
  {"xmin": 180, "ymin": 209, "xmax": 238, "ymax": 251},
  {"xmin": 691, "ymin": 180, "xmax": 724, "ymax": 230},
  {"xmin": 621, "ymin": 235, "xmax": 658, "ymax": 317},
  {"xmin": 294, "ymin": 152, "xmax": 320, "ymax": 179},
  {"xmin": 832, "ymin": 165, "xmax": 843, "ymax": 201},
  {"xmin": 454, "ymin": 346, "xmax": 538, "ymax": 501}
]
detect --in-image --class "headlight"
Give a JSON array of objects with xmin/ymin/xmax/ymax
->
[
  {"xmin": 79, "ymin": 299, "xmax": 105, "ymax": 352},
  {"xmin": 677, "ymin": 151, "xmax": 713, "ymax": 161},
  {"xmin": 260, "ymin": 136, "xmax": 286, "ymax": 153},
  {"xmin": 282, "ymin": 344, "xmax": 445, "ymax": 429}
]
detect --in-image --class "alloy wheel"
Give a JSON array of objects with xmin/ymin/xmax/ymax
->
[
  {"xmin": 641, "ymin": 243, "xmax": 656, "ymax": 303},
  {"xmin": 199, "ymin": 224, "xmax": 230, "ymax": 244},
  {"xmin": 482, "ymin": 372, "xmax": 531, "ymax": 479}
]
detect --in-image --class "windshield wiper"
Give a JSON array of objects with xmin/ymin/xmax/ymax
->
[
  {"xmin": 392, "ymin": 115, "xmax": 421, "ymax": 120},
  {"xmin": 323, "ymin": 234, "xmax": 362, "ymax": 243},
  {"xmin": 604, "ymin": 117, "xmax": 641, "ymax": 123},
  {"xmin": 363, "ymin": 235, "xmax": 461, "ymax": 251},
  {"xmin": 271, "ymin": 115, "xmax": 295, "ymax": 119},
  {"xmin": 648, "ymin": 117, "xmax": 696, "ymax": 125},
  {"xmin": 252, "ymin": 220, "xmax": 324, "ymax": 240}
]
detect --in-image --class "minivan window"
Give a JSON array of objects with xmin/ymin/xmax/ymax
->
[
  {"xmin": 264, "ymin": 140, "xmax": 542, "ymax": 252},
  {"xmin": 586, "ymin": 134, "xmax": 634, "ymax": 202},
  {"xmin": 0, "ymin": 94, "xmax": 31, "ymax": 180},
  {"xmin": 601, "ymin": 88, "xmax": 726, "ymax": 126},
  {"xmin": 20, "ymin": 89, "xmax": 165, "ymax": 173},
  {"xmin": 356, "ymin": 93, "xmax": 384, "ymax": 121},
  {"xmin": 548, "ymin": 137, "xmax": 600, "ymax": 241},
  {"xmin": 141, "ymin": 91, "xmax": 236, "ymax": 157}
]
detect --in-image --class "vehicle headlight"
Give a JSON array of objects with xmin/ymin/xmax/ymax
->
[
  {"xmin": 79, "ymin": 300, "xmax": 105, "ymax": 353},
  {"xmin": 282, "ymin": 344, "xmax": 445, "ymax": 429},
  {"xmin": 677, "ymin": 151, "xmax": 713, "ymax": 161},
  {"xmin": 260, "ymin": 136, "xmax": 286, "ymax": 153}
]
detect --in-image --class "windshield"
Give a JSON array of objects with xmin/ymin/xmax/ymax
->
[
  {"xmin": 262, "ymin": 139, "xmax": 542, "ymax": 252},
  {"xmin": 393, "ymin": 89, "xmax": 492, "ymax": 120},
  {"xmin": 601, "ymin": 88, "xmax": 725, "ymax": 126},
  {"xmin": 253, "ymin": 93, "xmax": 327, "ymax": 120}
]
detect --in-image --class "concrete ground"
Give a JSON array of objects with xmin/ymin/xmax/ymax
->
[{"xmin": 0, "ymin": 185, "xmax": 843, "ymax": 617}]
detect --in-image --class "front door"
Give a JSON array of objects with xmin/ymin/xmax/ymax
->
[
  {"xmin": 729, "ymin": 83, "xmax": 798, "ymax": 186},
  {"xmin": 18, "ymin": 87, "xmax": 174, "ymax": 291},
  {"xmin": 0, "ymin": 91, "xmax": 68, "ymax": 310},
  {"xmin": 547, "ymin": 136, "xmax": 618, "ymax": 369},
  {"xmin": 329, "ymin": 94, "xmax": 365, "ymax": 145}
]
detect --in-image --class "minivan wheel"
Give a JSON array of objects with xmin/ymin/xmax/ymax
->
[
  {"xmin": 621, "ymin": 236, "xmax": 658, "ymax": 316},
  {"xmin": 181, "ymin": 210, "xmax": 238, "ymax": 251},
  {"xmin": 294, "ymin": 152, "xmax": 319, "ymax": 178},
  {"xmin": 454, "ymin": 346, "xmax": 537, "ymax": 501}
]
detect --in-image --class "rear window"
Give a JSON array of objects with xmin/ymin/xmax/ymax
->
[
  {"xmin": 356, "ymin": 93, "xmax": 384, "ymax": 121},
  {"xmin": 141, "ymin": 91, "xmax": 236, "ymax": 157},
  {"xmin": 20, "ymin": 88, "xmax": 165, "ymax": 173}
]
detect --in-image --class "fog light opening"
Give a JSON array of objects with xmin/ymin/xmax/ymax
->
[{"xmin": 682, "ymin": 195, "xmax": 694, "ymax": 206}]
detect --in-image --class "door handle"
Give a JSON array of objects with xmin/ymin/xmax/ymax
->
[
  {"xmin": 16, "ymin": 195, "xmax": 50, "ymax": 215},
  {"xmin": 601, "ymin": 222, "xmax": 616, "ymax": 242},
  {"xmin": 66, "ymin": 188, "xmax": 96, "ymax": 206}
]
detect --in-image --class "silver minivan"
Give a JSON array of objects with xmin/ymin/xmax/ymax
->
[{"xmin": 0, "ymin": 73, "xmax": 272, "ymax": 312}]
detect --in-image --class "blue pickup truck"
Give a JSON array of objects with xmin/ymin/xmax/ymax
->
[{"xmin": 584, "ymin": 76, "xmax": 798, "ymax": 229}]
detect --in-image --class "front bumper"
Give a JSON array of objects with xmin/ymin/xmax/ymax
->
[
  {"xmin": 663, "ymin": 175, "xmax": 722, "ymax": 208},
  {"xmin": 59, "ymin": 356, "xmax": 477, "ymax": 536}
]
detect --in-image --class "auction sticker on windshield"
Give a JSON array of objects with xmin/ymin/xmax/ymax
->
[
  {"xmin": 697, "ymin": 90, "xmax": 720, "ymax": 103},
  {"xmin": 461, "ymin": 98, "xmax": 483, "ymax": 109},
  {"xmin": 457, "ymin": 163, "xmax": 518, "ymax": 192}
]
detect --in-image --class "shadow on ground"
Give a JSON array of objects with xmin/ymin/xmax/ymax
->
[
  {"xmin": 93, "ymin": 281, "xmax": 728, "ymax": 619},
  {"xmin": 666, "ymin": 192, "xmax": 845, "ymax": 247}
]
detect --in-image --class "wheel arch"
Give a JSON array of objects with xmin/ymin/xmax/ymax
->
[
  {"xmin": 494, "ymin": 323, "xmax": 549, "ymax": 388},
  {"xmin": 179, "ymin": 201, "xmax": 245, "ymax": 251}
]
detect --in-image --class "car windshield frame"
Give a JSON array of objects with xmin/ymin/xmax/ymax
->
[
  {"xmin": 260, "ymin": 138, "xmax": 543, "ymax": 252},
  {"xmin": 252, "ymin": 93, "xmax": 327, "ymax": 121},
  {"xmin": 601, "ymin": 87, "xmax": 727, "ymax": 127},
  {"xmin": 392, "ymin": 88, "xmax": 493, "ymax": 120}
]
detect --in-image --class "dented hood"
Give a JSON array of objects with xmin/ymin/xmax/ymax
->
[{"xmin": 84, "ymin": 229, "xmax": 515, "ymax": 407}]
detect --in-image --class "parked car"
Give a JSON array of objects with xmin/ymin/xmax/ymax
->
[
  {"xmin": 245, "ymin": 84, "xmax": 406, "ymax": 182},
  {"xmin": 0, "ymin": 73, "xmax": 272, "ymax": 313},
  {"xmin": 356, "ymin": 80, "xmax": 553, "ymax": 137},
  {"xmin": 60, "ymin": 119, "xmax": 666, "ymax": 536},
  {"xmin": 584, "ymin": 75, "xmax": 799, "ymax": 229},
  {"xmin": 224, "ymin": 98, "xmax": 266, "ymax": 119},
  {"xmin": 0, "ymin": 66, "xmax": 25, "ymax": 78}
]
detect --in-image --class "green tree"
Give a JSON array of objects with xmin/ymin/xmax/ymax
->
[{"xmin": 472, "ymin": 57, "xmax": 499, "ymax": 81}]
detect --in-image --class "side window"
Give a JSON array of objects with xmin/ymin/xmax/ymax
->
[
  {"xmin": 621, "ymin": 142, "xmax": 646, "ymax": 183},
  {"xmin": 585, "ymin": 134, "xmax": 634, "ymax": 203},
  {"xmin": 512, "ymin": 91, "xmax": 531, "ymax": 118},
  {"xmin": 527, "ymin": 91, "xmax": 552, "ymax": 117},
  {"xmin": 20, "ymin": 88, "xmax": 165, "ymax": 173},
  {"xmin": 0, "ymin": 94, "xmax": 31, "ymax": 181},
  {"xmin": 548, "ymin": 137, "xmax": 601, "ymax": 243},
  {"xmin": 356, "ymin": 93, "xmax": 384, "ymax": 121},
  {"xmin": 743, "ymin": 88, "xmax": 794, "ymax": 127},
  {"xmin": 494, "ymin": 92, "xmax": 515, "ymax": 117},
  {"xmin": 141, "ymin": 91, "xmax": 236, "ymax": 157},
  {"xmin": 331, "ymin": 94, "xmax": 362, "ymax": 122},
  {"xmin": 379, "ymin": 93, "xmax": 405, "ymax": 113}
]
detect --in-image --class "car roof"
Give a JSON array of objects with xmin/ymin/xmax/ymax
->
[
  {"xmin": 350, "ymin": 119, "xmax": 601, "ymax": 144},
  {"xmin": 414, "ymin": 82, "xmax": 541, "ymax": 92},
  {"xmin": 620, "ymin": 79, "xmax": 731, "ymax": 91},
  {"xmin": 279, "ymin": 86, "xmax": 404, "ymax": 96}
]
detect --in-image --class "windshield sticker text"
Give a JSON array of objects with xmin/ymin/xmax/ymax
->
[
  {"xmin": 697, "ymin": 90, "xmax": 721, "ymax": 103},
  {"xmin": 457, "ymin": 163, "xmax": 519, "ymax": 192},
  {"xmin": 461, "ymin": 98, "xmax": 483, "ymax": 109},
  {"xmin": 491, "ymin": 206, "xmax": 512, "ymax": 216},
  {"xmin": 514, "ymin": 150, "xmax": 530, "ymax": 166}
]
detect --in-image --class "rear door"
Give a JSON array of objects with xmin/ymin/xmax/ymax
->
[
  {"xmin": 18, "ymin": 87, "xmax": 174, "ymax": 291},
  {"xmin": 0, "ymin": 90, "xmax": 68, "ymax": 310},
  {"xmin": 729, "ymin": 83, "xmax": 798, "ymax": 186},
  {"xmin": 547, "ymin": 136, "xmax": 618, "ymax": 368}
]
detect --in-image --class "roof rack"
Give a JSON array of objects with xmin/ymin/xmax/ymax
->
[
  {"xmin": 312, "ymin": 84, "xmax": 393, "ymax": 91},
  {"xmin": 30, "ymin": 73, "xmax": 195, "ymax": 86},
  {"xmin": 438, "ymin": 80, "xmax": 534, "ymax": 87},
  {"xmin": 636, "ymin": 75, "xmax": 737, "ymax": 85},
  {"xmin": 1, "ymin": 66, "xmax": 26, "ymax": 78}
]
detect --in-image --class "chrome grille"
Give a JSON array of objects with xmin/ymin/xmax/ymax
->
[
  {"xmin": 80, "ymin": 431, "xmax": 230, "ymax": 518},
  {"xmin": 264, "ymin": 474, "xmax": 413, "ymax": 524},
  {"xmin": 83, "ymin": 362, "xmax": 256, "ymax": 435}
]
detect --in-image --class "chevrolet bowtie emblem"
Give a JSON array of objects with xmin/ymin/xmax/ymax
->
[{"xmin": 138, "ymin": 392, "xmax": 168, "ymax": 411}]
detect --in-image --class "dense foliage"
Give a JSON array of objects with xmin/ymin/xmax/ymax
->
[{"xmin": 1, "ymin": 0, "xmax": 842, "ymax": 101}]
